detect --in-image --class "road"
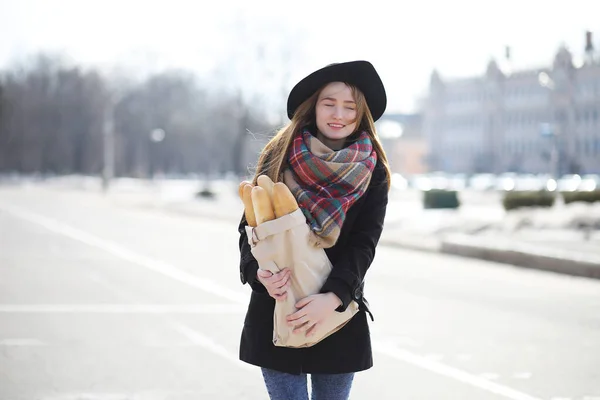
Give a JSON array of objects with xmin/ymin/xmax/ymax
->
[{"xmin": 0, "ymin": 186, "xmax": 599, "ymax": 400}]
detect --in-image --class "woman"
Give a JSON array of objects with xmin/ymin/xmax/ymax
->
[{"xmin": 237, "ymin": 60, "xmax": 391, "ymax": 400}]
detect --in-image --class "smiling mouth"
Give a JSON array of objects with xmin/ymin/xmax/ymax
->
[{"xmin": 328, "ymin": 123, "xmax": 345, "ymax": 128}]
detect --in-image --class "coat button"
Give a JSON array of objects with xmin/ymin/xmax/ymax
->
[
  {"xmin": 354, "ymin": 287, "xmax": 362, "ymax": 300},
  {"xmin": 240, "ymin": 271, "xmax": 246, "ymax": 284}
]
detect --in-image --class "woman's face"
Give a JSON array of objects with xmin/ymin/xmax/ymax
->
[{"xmin": 315, "ymin": 82, "xmax": 357, "ymax": 146}]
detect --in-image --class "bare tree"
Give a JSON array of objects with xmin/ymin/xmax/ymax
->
[{"xmin": 0, "ymin": 51, "xmax": 277, "ymax": 179}]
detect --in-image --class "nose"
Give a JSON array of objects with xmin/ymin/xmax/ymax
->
[{"xmin": 333, "ymin": 106, "xmax": 343, "ymax": 120}]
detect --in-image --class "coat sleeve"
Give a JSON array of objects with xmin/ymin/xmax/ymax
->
[
  {"xmin": 319, "ymin": 163, "xmax": 389, "ymax": 312},
  {"xmin": 238, "ymin": 214, "xmax": 268, "ymax": 293}
]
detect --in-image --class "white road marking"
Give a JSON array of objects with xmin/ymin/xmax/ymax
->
[
  {"xmin": 480, "ymin": 372, "xmax": 500, "ymax": 380},
  {"xmin": 456, "ymin": 353, "xmax": 473, "ymax": 361},
  {"xmin": 1, "ymin": 204, "xmax": 248, "ymax": 305},
  {"xmin": 0, "ymin": 304, "xmax": 246, "ymax": 314},
  {"xmin": 0, "ymin": 338, "xmax": 45, "ymax": 346},
  {"xmin": 170, "ymin": 322, "xmax": 253, "ymax": 371},
  {"xmin": 40, "ymin": 390, "xmax": 215, "ymax": 399},
  {"xmin": 373, "ymin": 341, "xmax": 543, "ymax": 400},
  {"xmin": 424, "ymin": 353, "xmax": 445, "ymax": 361},
  {"xmin": 513, "ymin": 372, "xmax": 533, "ymax": 379},
  {"xmin": 393, "ymin": 335, "xmax": 422, "ymax": 347},
  {"xmin": 2, "ymin": 203, "xmax": 544, "ymax": 399},
  {"xmin": 41, "ymin": 394, "xmax": 140, "ymax": 400}
]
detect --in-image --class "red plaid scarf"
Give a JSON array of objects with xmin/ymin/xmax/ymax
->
[{"xmin": 283, "ymin": 128, "xmax": 377, "ymax": 248}]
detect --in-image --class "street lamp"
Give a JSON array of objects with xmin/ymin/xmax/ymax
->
[
  {"xmin": 538, "ymin": 72, "xmax": 561, "ymax": 190},
  {"xmin": 539, "ymin": 122, "xmax": 559, "ymax": 191},
  {"xmin": 150, "ymin": 128, "xmax": 166, "ymax": 143},
  {"xmin": 101, "ymin": 103, "xmax": 115, "ymax": 193},
  {"xmin": 149, "ymin": 128, "xmax": 166, "ymax": 180},
  {"xmin": 376, "ymin": 119, "xmax": 404, "ymax": 175},
  {"xmin": 377, "ymin": 119, "xmax": 404, "ymax": 140},
  {"xmin": 538, "ymin": 72, "xmax": 555, "ymax": 90},
  {"xmin": 101, "ymin": 90, "xmax": 126, "ymax": 194}
]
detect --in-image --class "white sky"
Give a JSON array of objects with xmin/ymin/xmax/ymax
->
[{"xmin": 1, "ymin": 0, "xmax": 599, "ymax": 114}]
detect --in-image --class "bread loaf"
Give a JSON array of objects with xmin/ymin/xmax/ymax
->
[
  {"xmin": 251, "ymin": 186, "xmax": 276, "ymax": 225},
  {"xmin": 238, "ymin": 180, "xmax": 251, "ymax": 200},
  {"xmin": 242, "ymin": 184, "xmax": 257, "ymax": 227},
  {"xmin": 257, "ymin": 175, "xmax": 275, "ymax": 198},
  {"xmin": 272, "ymin": 182, "xmax": 299, "ymax": 218}
]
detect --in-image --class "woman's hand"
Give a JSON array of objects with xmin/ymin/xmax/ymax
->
[
  {"xmin": 286, "ymin": 293, "xmax": 342, "ymax": 337},
  {"xmin": 256, "ymin": 268, "xmax": 291, "ymax": 301}
]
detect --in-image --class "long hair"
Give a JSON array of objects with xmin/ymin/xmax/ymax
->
[{"xmin": 252, "ymin": 83, "xmax": 391, "ymax": 190}]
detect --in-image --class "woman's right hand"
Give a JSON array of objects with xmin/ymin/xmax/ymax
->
[{"xmin": 256, "ymin": 268, "xmax": 291, "ymax": 301}]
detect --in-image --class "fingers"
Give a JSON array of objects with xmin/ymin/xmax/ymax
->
[
  {"xmin": 305, "ymin": 322, "xmax": 320, "ymax": 337},
  {"xmin": 256, "ymin": 268, "xmax": 291, "ymax": 301},
  {"xmin": 287, "ymin": 314, "xmax": 310, "ymax": 326},
  {"xmin": 271, "ymin": 288, "xmax": 288, "ymax": 301},
  {"xmin": 292, "ymin": 321, "xmax": 310, "ymax": 334},
  {"xmin": 272, "ymin": 281, "xmax": 289, "ymax": 296},
  {"xmin": 270, "ymin": 269, "xmax": 291, "ymax": 287},
  {"xmin": 273, "ymin": 292, "xmax": 288, "ymax": 301},
  {"xmin": 286, "ymin": 309, "xmax": 305, "ymax": 323},
  {"xmin": 256, "ymin": 268, "xmax": 273, "ymax": 277},
  {"xmin": 258, "ymin": 269, "xmax": 290, "ymax": 292},
  {"xmin": 291, "ymin": 320, "xmax": 319, "ymax": 337},
  {"xmin": 294, "ymin": 295, "xmax": 313, "ymax": 309},
  {"xmin": 257, "ymin": 268, "xmax": 289, "ymax": 284}
]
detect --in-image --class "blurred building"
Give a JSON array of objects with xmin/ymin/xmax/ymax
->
[
  {"xmin": 377, "ymin": 113, "xmax": 428, "ymax": 176},
  {"xmin": 422, "ymin": 32, "xmax": 600, "ymax": 175}
]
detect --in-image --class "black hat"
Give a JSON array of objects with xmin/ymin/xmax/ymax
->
[{"xmin": 287, "ymin": 60, "xmax": 387, "ymax": 122}]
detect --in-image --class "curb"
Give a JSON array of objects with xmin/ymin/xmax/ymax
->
[{"xmin": 438, "ymin": 234, "xmax": 600, "ymax": 280}]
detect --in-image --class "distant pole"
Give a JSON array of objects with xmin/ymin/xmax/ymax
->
[
  {"xmin": 101, "ymin": 101, "xmax": 116, "ymax": 194},
  {"xmin": 538, "ymin": 73, "xmax": 560, "ymax": 181},
  {"xmin": 149, "ymin": 128, "xmax": 166, "ymax": 180}
]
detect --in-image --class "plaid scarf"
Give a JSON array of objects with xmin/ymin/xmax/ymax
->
[{"xmin": 283, "ymin": 128, "xmax": 377, "ymax": 248}]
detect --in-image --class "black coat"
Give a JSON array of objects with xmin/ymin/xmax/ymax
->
[{"xmin": 237, "ymin": 161, "xmax": 389, "ymax": 375}]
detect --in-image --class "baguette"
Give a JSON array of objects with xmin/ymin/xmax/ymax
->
[
  {"xmin": 242, "ymin": 184, "xmax": 257, "ymax": 227},
  {"xmin": 272, "ymin": 182, "xmax": 299, "ymax": 218},
  {"xmin": 238, "ymin": 180, "xmax": 252, "ymax": 200},
  {"xmin": 257, "ymin": 175, "xmax": 275, "ymax": 198},
  {"xmin": 251, "ymin": 186, "xmax": 276, "ymax": 225}
]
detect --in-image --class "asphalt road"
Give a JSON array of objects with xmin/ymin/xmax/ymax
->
[{"xmin": 1, "ymin": 186, "xmax": 599, "ymax": 400}]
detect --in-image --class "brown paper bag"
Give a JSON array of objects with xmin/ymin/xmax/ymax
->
[{"xmin": 245, "ymin": 208, "xmax": 359, "ymax": 348}]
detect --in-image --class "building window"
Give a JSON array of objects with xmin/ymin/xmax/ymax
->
[{"xmin": 555, "ymin": 111, "xmax": 566, "ymax": 122}]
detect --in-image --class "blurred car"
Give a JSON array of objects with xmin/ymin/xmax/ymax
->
[
  {"xmin": 468, "ymin": 173, "xmax": 496, "ymax": 191},
  {"xmin": 513, "ymin": 174, "xmax": 549, "ymax": 191},
  {"xmin": 495, "ymin": 173, "xmax": 518, "ymax": 191},
  {"xmin": 557, "ymin": 174, "xmax": 582, "ymax": 192},
  {"xmin": 448, "ymin": 173, "xmax": 467, "ymax": 191},
  {"xmin": 391, "ymin": 173, "xmax": 409, "ymax": 191},
  {"xmin": 579, "ymin": 174, "xmax": 600, "ymax": 191}
]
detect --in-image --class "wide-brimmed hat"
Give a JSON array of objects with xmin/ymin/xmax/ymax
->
[{"xmin": 286, "ymin": 60, "xmax": 387, "ymax": 122}]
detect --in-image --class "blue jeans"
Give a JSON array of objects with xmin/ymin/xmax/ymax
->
[{"xmin": 261, "ymin": 367, "xmax": 354, "ymax": 400}]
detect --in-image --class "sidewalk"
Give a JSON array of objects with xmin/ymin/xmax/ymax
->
[{"xmin": 16, "ymin": 176, "xmax": 600, "ymax": 280}]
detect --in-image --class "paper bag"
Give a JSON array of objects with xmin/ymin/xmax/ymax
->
[{"xmin": 245, "ymin": 208, "xmax": 359, "ymax": 348}]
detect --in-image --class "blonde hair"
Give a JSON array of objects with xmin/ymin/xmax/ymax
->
[{"xmin": 252, "ymin": 83, "xmax": 391, "ymax": 190}]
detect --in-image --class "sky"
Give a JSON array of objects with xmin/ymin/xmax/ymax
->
[{"xmin": 1, "ymin": 0, "xmax": 600, "ymax": 115}]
